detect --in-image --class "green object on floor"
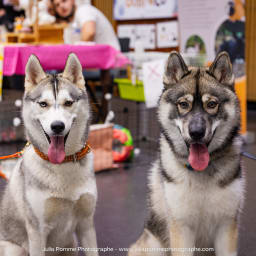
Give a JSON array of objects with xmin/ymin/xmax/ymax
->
[{"xmin": 114, "ymin": 78, "xmax": 145, "ymax": 102}]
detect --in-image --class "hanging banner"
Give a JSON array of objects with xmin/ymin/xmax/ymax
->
[
  {"xmin": 114, "ymin": 0, "xmax": 178, "ymax": 20},
  {"xmin": 179, "ymin": 0, "xmax": 245, "ymax": 77}
]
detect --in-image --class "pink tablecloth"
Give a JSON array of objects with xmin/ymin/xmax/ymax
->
[{"xmin": 3, "ymin": 44, "xmax": 130, "ymax": 76}]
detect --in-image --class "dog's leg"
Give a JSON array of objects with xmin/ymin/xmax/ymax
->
[
  {"xmin": 26, "ymin": 225, "xmax": 47, "ymax": 256},
  {"xmin": 76, "ymin": 215, "xmax": 98, "ymax": 256},
  {"xmin": 214, "ymin": 219, "xmax": 238, "ymax": 256},
  {"xmin": 128, "ymin": 229, "xmax": 167, "ymax": 256},
  {"xmin": 75, "ymin": 193, "xmax": 98, "ymax": 256},
  {"xmin": 169, "ymin": 220, "xmax": 196, "ymax": 256},
  {"xmin": 0, "ymin": 241, "xmax": 28, "ymax": 256}
]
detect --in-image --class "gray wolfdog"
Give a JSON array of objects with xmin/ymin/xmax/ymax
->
[
  {"xmin": 129, "ymin": 51, "xmax": 244, "ymax": 256},
  {"xmin": 0, "ymin": 53, "xmax": 98, "ymax": 256}
]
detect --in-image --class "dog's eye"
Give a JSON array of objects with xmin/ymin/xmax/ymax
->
[
  {"xmin": 207, "ymin": 101, "xmax": 218, "ymax": 109},
  {"xmin": 178, "ymin": 101, "xmax": 190, "ymax": 109},
  {"xmin": 64, "ymin": 100, "xmax": 74, "ymax": 107},
  {"xmin": 38, "ymin": 101, "xmax": 48, "ymax": 108}
]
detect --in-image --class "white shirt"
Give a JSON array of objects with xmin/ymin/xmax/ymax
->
[{"xmin": 72, "ymin": 4, "xmax": 120, "ymax": 51}]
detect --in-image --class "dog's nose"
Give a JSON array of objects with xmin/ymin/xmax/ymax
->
[
  {"xmin": 51, "ymin": 121, "xmax": 65, "ymax": 134},
  {"xmin": 189, "ymin": 117, "xmax": 206, "ymax": 141}
]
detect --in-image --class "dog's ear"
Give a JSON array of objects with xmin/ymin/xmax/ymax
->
[
  {"xmin": 209, "ymin": 52, "xmax": 234, "ymax": 86},
  {"xmin": 163, "ymin": 51, "xmax": 189, "ymax": 86},
  {"xmin": 62, "ymin": 53, "xmax": 85, "ymax": 90},
  {"xmin": 25, "ymin": 54, "xmax": 47, "ymax": 91}
]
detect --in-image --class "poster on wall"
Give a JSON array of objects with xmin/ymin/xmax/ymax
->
[
  {"xmin": 117, "ymin": 24, "xmax": 156, "ymax": 49},
  {"xmin": 178, "ymin": 0, "xmax": 245, "ymax": 78},
  {"xmin": 156, "ymin": 21, "xmax": 178, "ymax": 48},
  {"xmin": 117, "ymin": 25, "xmax": 136, "ymax": 47},
  {"xmin": 142, "ymin": 58, "xmax": 167, "ymax": 108},
  {"xmin": 114, "ymin": 0, "xmax": 178, "ymax": 20}
]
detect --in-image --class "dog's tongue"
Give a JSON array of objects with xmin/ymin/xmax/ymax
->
[
  {"xmin": 48, "ymin": 136, "xmax": 66, "ymax": 164},
  {"xmin": 188, "ymin": 143, "xmax": 209, "ymax": 171}
]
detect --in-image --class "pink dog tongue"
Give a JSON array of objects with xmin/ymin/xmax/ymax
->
[
  {"xmin": 48, "ymin": 136, "xmax": 66, "ymax": 164},
  {"xmin": 188, "ymin": 143, "xmax": 209, "ymax": 171}
]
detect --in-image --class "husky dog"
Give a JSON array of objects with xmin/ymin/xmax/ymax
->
[
  {"xmin": 0, "ymin": 54, "xmax": 98, "ymax": 256},
  {"xmin": 129, "ymin": 52, "xmax": 244, "ymax": 256}
]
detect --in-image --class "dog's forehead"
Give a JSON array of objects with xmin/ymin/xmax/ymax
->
[
  {"xmin": 57, "ymin": 87, "xmax": 76, "ymax": 100},
  {"xmin": 40, "ymin": 88, "xmax": 55, "ymax": 100},
  {"xmin": 164, "ymin": 68, "xmax": 230, "ymax": 103},
  {"xmin": 25, "ymin": 78, "xmax": 54, "ymax": 101},
  {"xmin": 180, "ymin": 68, "xmax": 226, "ymax": 98},
  {"xmin": 25, "ymin": 75, "xmax": 85, "ymax": 102},
  {"xmin": 38, "ymin": 87, "xmax": 76, "ymax": 101},
  {"xmin": 57, "ymin": 78, "xmax": 86, "ymax": 101}
]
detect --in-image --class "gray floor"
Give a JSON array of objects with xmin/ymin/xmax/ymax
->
[
  {"xmin": 95, "ymin": 147, "xmax": 256, "ymax": 256},
  {"xmin": 94, "ymin": 111, "xmax": 256, "ymax": 256},
  {"xmin": 95, "ymin": 151, "xmax": 151, "ymax": 255},
  {"xmin": 0, "ymin": 114, "xmax": 256, "ymax": 256}
]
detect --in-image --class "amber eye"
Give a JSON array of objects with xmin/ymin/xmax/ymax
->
[
  {"xmin": 38, "ymin": 101, "xmax": 48, "ymax": 108},
  {"xmin": 178, "ymin": 101, "xmax": 190, "ymax": 109},
  {"xmin": 207, "ymin": 101, "xmax": 218, "ymax": 109},
  {"xmin": 64, "ymin": 100, "xmax": 74, "ymax": 107}
]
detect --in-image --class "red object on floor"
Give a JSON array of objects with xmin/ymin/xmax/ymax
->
[{"xmin": 0, "ymin": 170, "xmax": 7, "ymax": 180}]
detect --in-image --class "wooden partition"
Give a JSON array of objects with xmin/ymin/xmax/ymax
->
[
  {"xmin": 92, "ymin": 0, "xmax": 116, "ymax": 30},
  {"xmin": 246, "ymin": 0, "xmax": 256, "ymax": 101}
]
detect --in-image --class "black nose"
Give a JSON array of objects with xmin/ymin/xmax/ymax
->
[
  {"xmin": 51, "ymin": 121, "xmax": 65, "ymax": 134},
  {"xmin": 189, "ymin": 116, "xmax": 206, "ymax": 141}
]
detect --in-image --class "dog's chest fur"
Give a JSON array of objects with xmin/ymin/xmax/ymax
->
[
  {"xmin": 26, "ymin": 187, "xmax": 95, "ymax": 228},
  {"xmin": 149, "ymin": 138, "xmax": 243, "ymax": 244},
  {"xmin": 164, "ymin": 173, "xmax": 241, "ymax": 226},
  {"xmin": 22, "ymin": 148, "xmax": 97, "ymax": 233}
]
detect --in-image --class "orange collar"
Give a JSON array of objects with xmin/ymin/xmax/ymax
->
[{"xmin": 33, "ymin": 143, "xmax": 91, "ymax": 163}]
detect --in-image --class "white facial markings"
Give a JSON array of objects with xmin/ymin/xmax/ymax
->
[
  {"xmin": 184, "ymin": 94, "xmax": 193, "ymax": 102},
  {"xmin": 159, "ymin": 95, "xmax": 189, "ymax": 155},
  {"xmin": 224, "ymin": 101, "xmax": 236, "ymax": 119},
  {"xmin": 177, "ymin": 94, "xmax": 194, "ymax": 104},
  {"xmin": 202, "ymin": 94, "xmax": 219, "ymax": 104},
  {"xmin": 175, "ymin": 119, "xmax": 183, "ymax": 133},
  {"xmin": 212, "ymin": 120, "xmax": 221, "ymax": 135},
  {"xmin": 57, "ymin": 89, "xmax": 74, "ymax": 105},
  {"xmin": 202, "ymin": 93, "xmax": 219, "ymax": 115},
  {"xmin": 35, "ymin": 88, "xmax": 78, "ymax": 137},
  {"xmin": 37, "ymin": 89, "xmax": 55, "ymax": 105},
  {"xmin": 158, "ymin": 99, "xmax": 173, "ymax": 125},
  {"xmin": 202, "ymin": 94, "xmax": 211, "ymax": 103},
  {"xmin": 176, "ymin": 94, "xmax": 194, "ymax": 114}
]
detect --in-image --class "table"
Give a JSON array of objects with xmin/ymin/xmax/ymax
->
[{"xmin": 1, "ymin": 44, "xmax": 130, "ymax": 120}]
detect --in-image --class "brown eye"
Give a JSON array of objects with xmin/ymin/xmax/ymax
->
[
  {"xmin": 178, "ymin": 101, "xmax": 190, "ymax": 109},
  {"xmin": 38, "ymin": 101, "xmax": 48, "ymax": 108},
  {"xmin": 207, "ymin": 101, "xmax": 218, "ymax": 109},
  {"xmin": 64, "ymin": 100, "xmax": 74, "ymax": 107}
]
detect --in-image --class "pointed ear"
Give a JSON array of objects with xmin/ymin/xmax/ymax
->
[
  {"xmin": 62, "ymin": 53, "xmax": 85, "ymax": 90},
  {"xmin": 25, "ymin": 54, "xmax": 47, "ymax": 91},
  {"xmin": 163, "ymin": 51, "xmax": 189, "ymax": 86},
  {"xmin": 209, "ymin": 52, "xmax": 234, "ymax": 85}
]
